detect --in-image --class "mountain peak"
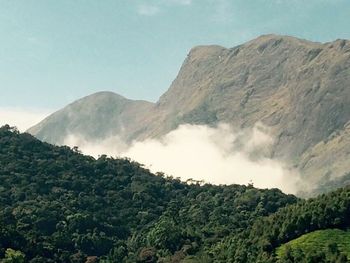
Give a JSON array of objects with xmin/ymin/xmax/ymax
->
[
  {"xmin": 27, "ymin": 90, "xmax": 154, "ymax": 144},
  {"xmin": 77, "ymin": 91, "xmax": 128, "ymax": 102},
  {"xmin": 28, "ymin": 35, "xmax": 350, "ymax": 190},
  {"xmin": 187, "ymin": 45, "xmax": 226, "ymax": 56},
  {"xmin": 244, "ymin": 34, "xmax": 323, "ymax": 53}
]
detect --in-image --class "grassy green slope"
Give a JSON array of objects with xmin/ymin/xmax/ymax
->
[{"xmin": 276, "ymin": 229, "xmax": 350, "ymax": 260}]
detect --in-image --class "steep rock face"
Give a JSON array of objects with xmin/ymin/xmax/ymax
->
[
  {"xmin": 28, "ymin": 35, "xmax": 350, "ymax": 186},
  {"xmin": 299, "ymin": 121, "xmax": 350, "ymax": 183},
  {"xmin": 150, "ymin": 35, "xmax": 350, "ymax": 164}
]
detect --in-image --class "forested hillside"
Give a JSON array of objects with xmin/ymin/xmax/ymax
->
[
  {"xmin": 276, "ymin": 229, "xmax": 350, "ymax": 262},
  {"xmin": 213, "ymin": 186, "xmax": 350, "ymax": 262},
  {"xmin": 0, "ymin": 125, "xmax": 296, "ymax": 262},
  {"xmin": 2, "ymin": 125, "xmax": 350, "ymax": 262}
]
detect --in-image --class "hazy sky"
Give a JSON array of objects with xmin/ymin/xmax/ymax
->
[{"xmin": 1, "ymin": 0, "xmax": 350, "ymax": 110}]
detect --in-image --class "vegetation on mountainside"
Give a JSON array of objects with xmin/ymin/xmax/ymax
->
[
  {"xmin": 2, "ymin": 125, "xmax": 350, "ymax": 263},
  {"xmin": 212, "ymin": 186, "xmax": 350, "ymax": 262},
  {"xmin": 276, "ymin": 229, "xmax": 350, "ymax": 262},
  {"xmin": 0, "ymin": 125, "xmax": 296, "ymax": 262}
]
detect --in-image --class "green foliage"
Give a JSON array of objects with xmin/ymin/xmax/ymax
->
[
  {"xmin": 213, "ymin": 186, "xmax": 350, "ymax": 262},
  {"xmin": 0, "ymin": 125, "xmax": 297, "ymax": 262},
  {"xmin": 276, "ymin": 229, "xmax": 350, "ymax": 262},
  {"xmin": 4, "ymin": 124, "xmax": 350, "ymax": 262},
  {"xmin": 2, "ymin": 248, "xmax": 25, "ymax": 263},
  {"xmin": 146, "ymin": 216, "xmax": 181, "ymax": 252}
]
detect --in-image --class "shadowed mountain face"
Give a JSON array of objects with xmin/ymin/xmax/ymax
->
[
  {"xmin": 27, "ymin": 91, "xmax": 155, "ymax": 144},
  {"xmin": 28, "ymin": 34, "xmax": 350, "ymax": 189}
]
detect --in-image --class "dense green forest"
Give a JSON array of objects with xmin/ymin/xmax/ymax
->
[
  {"xmin": 1, "ymin": 125, "xmax": 350, "ymax": 262},
  {"xmin": 0, "ymin": 125, "xmax": 296, "ymax": 262},
  {"xmin": 213, "ymin": 186, "xmax": 350, "ymax": 262}
]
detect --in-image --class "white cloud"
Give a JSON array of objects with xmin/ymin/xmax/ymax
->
[
  {"xmin": 137, "ymin": 4, "xmax": 161, "ymax": 16},
  {"xmin": 63, "ymin": 123, "xmax": 300, "ymax": 194},
  {"xmin": 0, "ymin": 107, "xmax": 51, "ymax": 132},
  {"xmin": 64, "ymin": 134, "xmax": 129, "ymax": 155}
]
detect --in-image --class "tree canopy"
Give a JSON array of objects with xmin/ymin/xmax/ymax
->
[{"xmin": 1, "ymin": 125, "xmax": 350, "ymax": 262}]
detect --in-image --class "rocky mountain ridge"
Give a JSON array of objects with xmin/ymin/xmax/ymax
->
[{"xmin": 27, "ymin": 34, "xmax": 350, "ymax": 191}]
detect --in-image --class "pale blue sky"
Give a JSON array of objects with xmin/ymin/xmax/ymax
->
[{"xmin": 1, "ymin": 0, "xmax": 350, "ymax": 110}]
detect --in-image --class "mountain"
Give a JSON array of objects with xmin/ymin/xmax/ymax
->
[
  {"xmin": 156, "ymin": 35, "xmax": 350, "ymax": 159},
  {"xmin": 0, "ymin": 125, "xmax": 297, "ymax": 262},
  {"xmin": 28, "ymin": 34, "xmax": 350, "ymax": 191},
  {"xmin": 27, "ymin": 91, "xmax": 154, "ymax": 144}
]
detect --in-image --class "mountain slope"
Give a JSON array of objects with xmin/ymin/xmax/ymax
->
[
  {"xmin": 28, "ymin": 35, "xmax": 350, "ymax": 191},
  {"xmin": 213, "ymin": 186, "xmax": 350, "ymax": 262},
  {"xmin": 299, "ymin": 121, "xmax": 350, "ymax": 186},
  {"xmin": 152, "ymin": 35, "xmax": 350, "ymax": 161},
  {"xmin": 27, "ymin": 91, "xmax": 154, "ymax": 144},
  {"xmin": 276, "ymin": 229, "xmax": 350, "ymax": 262},
  {"xmin": 2, "ymin": 125, "xmax": 350, "ymax": 262},
  {"xmin": 0, "ymin": 125, "xmax": 297, "ymax": 262}
]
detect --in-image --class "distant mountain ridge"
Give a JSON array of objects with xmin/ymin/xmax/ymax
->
[
  {"xmin": 28, "ymin": 91, "xmax": 154, "ymax": 144},
  {"xmin": 27, "ymin": 34, "xmax": 350, "ymax": 193}
]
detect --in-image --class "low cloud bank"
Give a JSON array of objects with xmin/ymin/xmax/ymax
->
[
  {"xmin": 0, "ymin": 107, "xmax": 51, "ymax": 132},
  {"xmin": 64, "ymin": 123, "xmax": 300, "ymax": 194}
]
